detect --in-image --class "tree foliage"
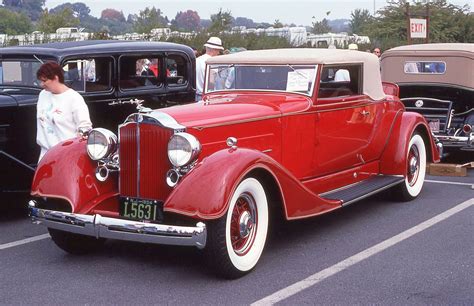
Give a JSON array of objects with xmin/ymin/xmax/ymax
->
[
  {"xmin": 273, "ymin": 19, "xmax": 284, "ymax": 28},
  {"xmin": 363, "ymin": 0, "xmax": 473, "ymax": 49},
  {"xmin": 2, "ymin": 0, "xmax": 45, "ymax": 21},
  {"xmin": 50, "ymin": 2, "xmax": 90, "ymax": 19},
  {"xmin": 233, "ymin": 17, "xmax": 256, "ymax": 28},
  {"xmin": 101, "ymin": 8, "xmax": 125, "ymax": 22},
  {"xmin": 37, "ymin": 7, "xmax": 79, "ymax": 33},
  {"xmin": 171, "ymin": 10, "xmax": 200, "ymax": 31},
  {"xmin": 132, "ymin": 6, "xmax": 168, "ymax": 33},
  {"xmin": 208, "ymin": 8, "xmax": 234, "ymax": 34},
  {"xmin": 311, "ymin": 18, "xmax": 331, "ymax": 34},
  {"xmin": 350, "ymin": 9, "xmax": 372, "ymax": 34},
  {"xmin": 0, "ymin": 7, "xmax": 33, "ymax": 34}
]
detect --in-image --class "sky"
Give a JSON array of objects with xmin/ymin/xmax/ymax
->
[{"xmin": 44, "ymin": 0, "xmax": 473, "ymax": 26}]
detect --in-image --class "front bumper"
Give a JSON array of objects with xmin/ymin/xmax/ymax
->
[
  {"xmin": 28, "ymin": 200, "xmax": 206, "ymax": 249},
  {"xmin": 436, "ymin": 134, "xmax": 474, "ymax": 151}
]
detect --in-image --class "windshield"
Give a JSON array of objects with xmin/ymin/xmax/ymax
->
[
  {"xmin": 206, "ymin": 64, "xmax": 318, "ymax": 96},
  {"xmin": 0, "ymin": 60, "xmax": 43, "ymax": 88}
]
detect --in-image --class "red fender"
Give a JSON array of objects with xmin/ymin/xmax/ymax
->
[
  {"xmin": 164, "ymin": 148, "xmax": 341, "ymax": 220},
  {"xmin": 31, "ymin": 138, "xmax": 118, "ymax": 213},
  {"xmin": 380, "ymin": 111, "xmax": 440, "ymax": 175}
]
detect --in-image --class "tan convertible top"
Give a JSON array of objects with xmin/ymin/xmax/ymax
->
[
  {"xmin": 381, "ymin": 43, "xmax": 474, "ymax": 88},
  {"xmin": 206, "ymin": 48, "xmax": 386, "ymax": 100}
]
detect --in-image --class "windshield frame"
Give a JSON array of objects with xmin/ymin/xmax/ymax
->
[{"xmin": 205, "ymin": 63, "xmax": 318, "ymax": 97}]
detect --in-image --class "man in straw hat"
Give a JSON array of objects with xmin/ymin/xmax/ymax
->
[{"xmin": 195, "ymin": 36, "xmax": 224, "ymax": 101}]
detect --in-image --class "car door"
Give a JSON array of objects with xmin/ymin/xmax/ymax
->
[{"xmin": 312, "ymin": 64, "xmax": 378, "ymax": 177}]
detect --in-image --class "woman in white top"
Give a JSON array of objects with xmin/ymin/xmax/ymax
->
[{"xmin": 36, "ymin": 62, "xmax": 92, "ymax": 161}]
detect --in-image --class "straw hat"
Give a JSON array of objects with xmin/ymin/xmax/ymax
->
[
  {"xmin": 348, "ymin": 43, "xmax": 359, "ymax": 50},
  {"xmin": 204, "ymin": 37, "xmax": 224, "ymax": 50}
]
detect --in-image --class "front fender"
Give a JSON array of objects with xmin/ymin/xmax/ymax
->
[
  {"xmin": 380, "ymin": 111, "xmax": 440, "ymax": 175},
  {"xmin": 164, "ymin": 148, "xmax": 340, "ymax": 220},
  {"xmin": 31, "ymin": 138, "xmax": 118, "ymax": 213}
]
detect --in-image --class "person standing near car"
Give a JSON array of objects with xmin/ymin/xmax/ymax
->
[
  {"xmin": 36, "ymin": 62, "xmax": 92, "ymax": 161},
  {"xmin": 195, "ymin": 36, "xmax": 224, "ymax": 101}
]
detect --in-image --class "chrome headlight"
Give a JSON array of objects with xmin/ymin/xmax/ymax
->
[
  {"xmin": 167, "ymin": 132, "xmax": 201, "ymax": 167},
  {"xmin": 87, "ymin": 128, "xmax": 118, "ymax": 161}
]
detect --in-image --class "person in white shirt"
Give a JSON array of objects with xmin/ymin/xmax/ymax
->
[
  {"xmin": 195, "ymin": 36, "xmax": 224, "ymax": 101},
  {"xmin": 36, "ymin": 62, "xmax": 92, "ymax": 161}
]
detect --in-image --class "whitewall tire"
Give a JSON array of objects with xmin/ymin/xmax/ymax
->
[
  {"xmin": 396, "ymin": 133, "xmax": 427, "ymax": 201},
  {"xmin": 205, "ymin": 177, "xmax": 269, "ymax": 278}
]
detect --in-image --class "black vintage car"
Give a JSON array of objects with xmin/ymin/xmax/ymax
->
[{"xmin": 0, "ymin": 40, "xmax": 195, "ymax": 196}]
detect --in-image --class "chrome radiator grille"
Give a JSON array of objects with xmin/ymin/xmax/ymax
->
[{"xmin": 119, "ymin": 122, "xmax": 173, "ymax": 200}]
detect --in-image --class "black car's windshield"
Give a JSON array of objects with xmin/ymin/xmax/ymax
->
[{"xmin": 0, "ymin": 60, "xmax": 43, "ymax": 88}]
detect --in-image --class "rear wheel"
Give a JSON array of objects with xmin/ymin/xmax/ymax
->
[
  {"xmin": 48, "ymin": 228, "xmax": 105, "ymax": 255},
  {"xmin": 394, "ymin": 133, "xmax": 427, "ymax": 201},
  {"xmin": 205, "ymin": 177, "xmax": 269, "ymax": 279}
]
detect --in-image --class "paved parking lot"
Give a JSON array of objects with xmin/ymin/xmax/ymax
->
[{"xmin": 0, "ymin": 170, "xmax": 472, "ymax": 304}]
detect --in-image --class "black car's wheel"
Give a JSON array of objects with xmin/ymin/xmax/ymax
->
[
  {"xmin": 394, "ymin": 133, "xmax": 427, "ymax": 201},
  {"xmin": 48, "ymin": 228, "xmax": 105, "ymax": 255},
  {"xmin": 205, "ymin": 177, "xmax": 269, "ymax": 279}
]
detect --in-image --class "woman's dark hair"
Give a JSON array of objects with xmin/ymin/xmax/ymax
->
[{"xmin": 36, "ymin": 62, "xmax": 65, "ymax": 84}]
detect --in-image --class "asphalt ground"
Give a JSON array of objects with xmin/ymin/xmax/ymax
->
[{"xmin": 0, "ymin": 170, "xmax": 472, "ymax": 305}]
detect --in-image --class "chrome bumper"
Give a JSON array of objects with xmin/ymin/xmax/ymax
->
[{"xmin": 28, "ymin": 200, "xmax": 206, "ymax": 249}]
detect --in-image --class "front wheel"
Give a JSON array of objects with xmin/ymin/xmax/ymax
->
[
  {"xmin": 394, "ymin": 133, "xmax": 427, "ymax": 201},
  {"xmin": 48, "ymin": 228, "xmax": 105, "ymax": 255},
  {"xmin": 205, "ymin": 177, "xmax": 269, "ymax": 279}
]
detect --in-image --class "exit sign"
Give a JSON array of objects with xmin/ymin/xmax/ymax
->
[{"xmin": 410, "ymin": 18, "xmax": 427, "ymax": 39}]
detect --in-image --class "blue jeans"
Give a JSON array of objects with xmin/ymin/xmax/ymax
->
[{"xmin": 195, "ymin": 93, "xmax": 202, "ymax": 102}]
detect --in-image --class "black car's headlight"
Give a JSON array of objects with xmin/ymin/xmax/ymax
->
[
  {"xmin": 167, "ymin": 132, "xmax": 201, "ymax": 167},
  {"xmin": 87, "ymin": 128, "xmax": 118, "ymax": 161}
]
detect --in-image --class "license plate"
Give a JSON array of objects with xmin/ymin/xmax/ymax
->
[
  {"xmin": 119, "ymin": 197, "xmax": 163, "ymax": 222},
  {"xmin": 428, "ymin": 119, "xmax": 440, "ymax": 132}
]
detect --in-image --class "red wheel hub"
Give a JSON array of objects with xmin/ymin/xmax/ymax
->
[{"xmin": 230, "ymin": 193, "xmax": 258, "ymax": 255}]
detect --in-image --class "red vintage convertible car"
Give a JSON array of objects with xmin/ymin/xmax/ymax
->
[{"xmin": 29, "ymin": 49, "xmax": 441, "ymax": 278}]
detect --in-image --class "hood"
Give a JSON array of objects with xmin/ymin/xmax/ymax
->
[{"xmin": 160, "ymin": 92, "xmax": 311, "ymax": 128}]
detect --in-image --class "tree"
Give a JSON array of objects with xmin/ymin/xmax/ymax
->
[
  {"xmin": 311, "ymin": 17, "xmax": 331, "ymax": 34},
  {"xmin": 350, "ymin": 9, "xmax": 373, "ymax": 34},
  {"xmin": 171, "ymin": 10, "xmax": 200, "ymax": 31},
  {"xmin": 101, "ymin": 8, "xmax": 125, "ymax": 22},
  {"xmin": 365, "ymin": 0, "xmax": 473, "ymax": 49},
  {"xmin": 37, "ymin": 7, "xmax": 79, "ymax": 33},
  {"xmin": 50, "ymin": 2, "xmax": 91, "ymax": 19},
  {"xmin": 133, "ymin": 6, "xmax": 168, "ymax": 33},
  {"xmin": 273, "ymin": 19, "xmax": 284, "ymax": 28},
  {"xmin": 208, "ymin": 8, "xmax": 233, "ymax": 34},
  {"xmin": 0, "ymin": 8, "xmax": 33, "ymax": 35},
  {"xmin": 2, "ymin": 0, "xmax": 45, "ymax": 21},
  {"xmin": 233, "ymin": 17, "xmax": 255, "ymax": 28}
]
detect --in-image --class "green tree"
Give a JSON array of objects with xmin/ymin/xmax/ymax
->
[
  {"xmin": 37, "ymin": 7, "xmax": 79, "ymax": 33},
  {"xmin": 366, "ymin": 0, "xmax": 472, "ymax": 49},
  {"xmin": 208, "ymin": 8, "xmax": 233, "ymax": 34},
  {"xmin": 350, "ymin": 9, "xmax": 373, "ymax": 34},
  {"xmin": 273, "ymin": 19, "xmax": 284, "ymax": 28},
  {"xmin": 0, "ymin": 8, "xmax": 33, "ymax": 35},
  {"xmin": 311, "ymin": 12, "xmax": 331, "ymax": 34},
  {"xmin": 133, "ymin": 6, "xmax": 168, "ymax": 33},
  {"xmin": 50, "ymin": 2, "xmax": 91, "ymax": 19},
  {"xmin": 2, "ymin": 0, "xmax": 45, "ymax": 21}
]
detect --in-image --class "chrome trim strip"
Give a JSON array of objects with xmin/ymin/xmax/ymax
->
[
  {"xmin": 124, "ymin": 111, "xmax": 186, "ymax": 132},
  {"xmin": 29, "ymin": 202, "xmax": 207, "ymax": 249},
  {"xmin": 137, "ymin": 120, "xmax": 140, "ymax": 198}
]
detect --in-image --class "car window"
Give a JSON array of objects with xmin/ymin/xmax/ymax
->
[
  {"xmin": 404, "ymin": 61, "xmax": 446, "ymax": 74},
  {"xmin": 318, "ymin": 65, "xmax": 362, "ymax": 98},
  {"xmin": 206, "ymin": 64, "xmax": 317, "ymax": 96},
  {"xmin": 0, "ymin": 60, "xmax": 42, "ymax": 88},
  {"xmin": 63, "ymin": 58, "xmax": 112, "ymax": 93},
  {"xmin": 166, "ymin": 54, "xmax": 188, "ymax": 86},
  {"xmin": 119, "ymin": 56, "xmax": 163, "ymax": 90}
]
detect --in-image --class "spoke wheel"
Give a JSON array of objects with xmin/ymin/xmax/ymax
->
[
  {"xmin": 205, "ymin": 177, "xmax": 269, "ymax": 279},
  {"xmin": 393, "ymin": 133, "xmax": 427, "ymax": 201}
]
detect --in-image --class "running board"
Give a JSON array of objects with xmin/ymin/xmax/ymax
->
[{"xmin": 320, "ymin": 175, "xmax": 405, "ymax": 206}]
